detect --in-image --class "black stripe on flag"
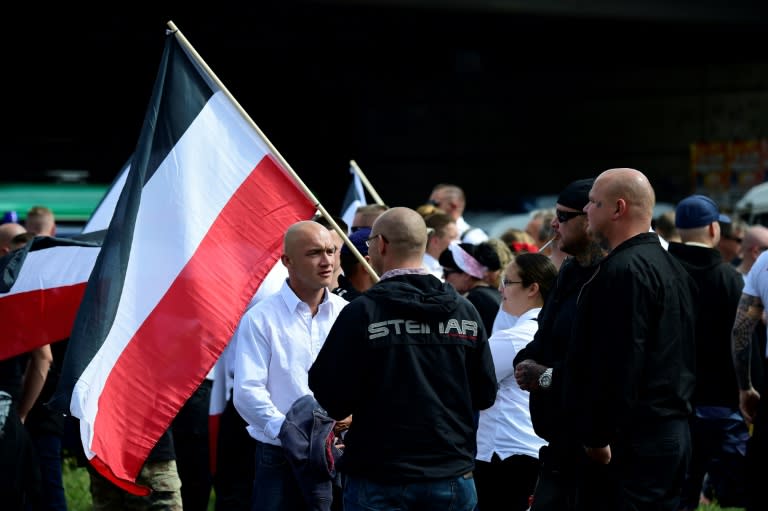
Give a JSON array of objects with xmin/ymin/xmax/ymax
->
[{"xmin": 50, "ymin": 34, "xmax": 214, "ymax": 413}]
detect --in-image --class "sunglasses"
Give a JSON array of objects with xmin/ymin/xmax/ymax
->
[{"xmin": 556, "ymin": 209, "xmax": 586, "ymax": 223}]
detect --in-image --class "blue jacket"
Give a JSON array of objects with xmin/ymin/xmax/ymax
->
[{"xmin": 278, "ymin": 394, "xmax": 342, "ymax": 511}]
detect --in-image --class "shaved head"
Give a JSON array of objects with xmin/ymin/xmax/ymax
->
[
  {"xmin": 587, "ymin": 168, "xmax": 657, "ymax": 250},
  {"xmin": 368, "ymin": 207, "xmax": 428, "ymax": 273},
  {"xmin": 0, "ymin": 223, "xmax": 26, "ymax": 254},
  {"xmin": 374, "ymin": 207, "xmax": 428, "ymax": 253},
  {"xmin": 284, "ymin": 220, "xmax": 332, "ymax": 256},
  {"xmin": 597, "ymin": 168, "xmax": 655, "ymax": 222}
]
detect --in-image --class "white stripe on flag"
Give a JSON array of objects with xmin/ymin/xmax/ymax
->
[{"xmin": 72, "ymin": 91, "xmax": 278, "ymax": 456}]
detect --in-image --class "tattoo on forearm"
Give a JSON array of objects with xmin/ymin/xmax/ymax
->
[{"xmin": 732, "ymin": 295, "xmax": 763, "ymax": 390}]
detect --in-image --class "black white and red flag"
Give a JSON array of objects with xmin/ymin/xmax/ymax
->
[{"xmin": 49, "ymin": 24, "xmax": 316, "ymax": 493}]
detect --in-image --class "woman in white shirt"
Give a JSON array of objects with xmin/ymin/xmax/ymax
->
[{"xmin": 475, "ymin": 252, "xmax": 558, "ymax": 511}]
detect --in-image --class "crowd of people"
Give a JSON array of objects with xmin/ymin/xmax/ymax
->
[{"xmin": 3, "ymin": 169, "xmax": 768, "ymax": 511}]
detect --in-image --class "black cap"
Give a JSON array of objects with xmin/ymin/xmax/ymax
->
[{"xmin": 557, "ymin": 178, "xmax": 594, "ymax": 211}]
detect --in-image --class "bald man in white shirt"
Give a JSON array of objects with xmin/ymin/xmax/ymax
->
[{"xmin": 233, "ymin": 220, "xmax": 348, "ymax": 511}]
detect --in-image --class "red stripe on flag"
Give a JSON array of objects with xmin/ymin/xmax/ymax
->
[
  {"xmin": 90, "ymin": 156, "xmax": 315, "ymax": 482},
  {"xmin": 0, "ymin": 284, "xmax": 86, "ymax": 360},
  {"xmin": 90, "ymin": 455, "xmax": 152, "ymax": 496}
]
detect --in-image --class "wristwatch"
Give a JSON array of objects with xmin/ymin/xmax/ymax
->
[{"xmin": 538, "ymin": 368, "xmax": 553, "ymax": 389}]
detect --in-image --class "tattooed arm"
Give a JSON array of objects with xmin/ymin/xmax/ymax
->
[{"xmin": 732, "ymin": 293, "xmax": 764, "ymax": 424}]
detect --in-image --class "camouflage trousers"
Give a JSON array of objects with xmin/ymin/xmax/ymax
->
[{"xmin": 89, "ymin": 459, "xmax": 183, "ymax": 511}]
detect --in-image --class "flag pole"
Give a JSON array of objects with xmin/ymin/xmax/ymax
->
[
  {"xmin": 349, "ymin": 160, "xmax": 385, "ymax": 206},
  {"xmin": 166, "ymin": 21, "xmax": 379, "ymax": 283}
]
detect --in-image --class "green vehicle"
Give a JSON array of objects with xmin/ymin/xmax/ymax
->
[{"xmin": 0, "ymin": 181, "xmax": 110, "ymax": 236}]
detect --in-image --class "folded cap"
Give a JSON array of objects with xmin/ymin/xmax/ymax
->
[
  {"xmin": 674, "ymin": 194, "xmax": 730, "ymax": 229},
  {"xmin": 341, "ymin": 227, "xmax": 371, "ymax": 256}
]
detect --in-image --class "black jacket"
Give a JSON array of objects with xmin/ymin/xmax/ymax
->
[
  {"xmin": 309, "ymin": 273, "xmax": 497, "ymax": 483},
  {"xmin": 565, "ymin": 233, "xmax": 697, "ymax": 448},
  {"xmin": 667, "ymin": 242, "xmax": 752, "ymax": 409},
  {"xmin": 514, "ymin": 257, "xmax": 601, "ymax": 444}
]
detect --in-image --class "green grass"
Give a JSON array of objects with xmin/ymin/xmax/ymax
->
[
  {"xmin": 63, "ymin": 456, "xmax": 92, "ymax": 510},
  {"xmin": 63, "ymin": 455, "xmax": 215, "ymax": 511},
  {"xmin": 63, "ymin": 456, "xmax": 741, "ymax": 511}
]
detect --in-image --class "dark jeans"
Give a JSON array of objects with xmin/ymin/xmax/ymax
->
[
  {"xmin": 679, "ymin": 414, "xmax": 748, "ymax": 509},
  {"xmin": 343, "ymin": 473, "xmax": 477, "ymax": 511},
  {"xmin": 251, "ymin": 441, "xmax": 306, "ymax": 511},
  {"xmin": 28, "ymin": 433, "xmax": 67, "ymax": 511}
]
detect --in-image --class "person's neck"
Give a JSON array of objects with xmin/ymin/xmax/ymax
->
[
  {"xmin": 349, "ymin": 268, "xmax": 374, "ymax": 293},
  {"xmin": 288, "ymin": 281, "xmax": 326, "ymax": 315}
]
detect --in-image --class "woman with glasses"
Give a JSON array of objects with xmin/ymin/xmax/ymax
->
[{"xmin": 474, "ymin": 253, "xmax": 558, "ymax": 511}]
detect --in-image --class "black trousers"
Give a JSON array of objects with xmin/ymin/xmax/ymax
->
[
  {"xmin": 213, "ymin": 397, "xmax": 256, "ymax": 511},
  {"xmin": 475, "ymin": 452, "xmax": 539, "ymax": 511},
  {"xmin": 172, "ymin": 378, "xmax": 213, "ymax": 511}
]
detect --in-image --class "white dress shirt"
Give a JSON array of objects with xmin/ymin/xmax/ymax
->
[
  {"xmin": 233, "ymin": 279, "xmax": 347, "ymax": 445},
  {"xmin": 491, "ymin": 306, "xmax": 518, "ymax": 335},
  {"xmin": 476, "ymin": 308, "xmax": 546, "ymax": 461},
  {"xmin": 422, "ymin": 252, "xmax": 444, "ymax": 281}
]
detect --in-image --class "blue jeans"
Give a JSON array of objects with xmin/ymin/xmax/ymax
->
[
  {"xmin": 251, "ymin": 441, "xmax": 305, "ymax": 511},
  {"xmin": 29, "ymin": 433, "xmax": 67, "ymax": 511},
  {"xmin": 343, "ymin": 473, "xmax": 477, "ymax": 511}
]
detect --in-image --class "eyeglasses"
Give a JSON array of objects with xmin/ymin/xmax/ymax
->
[
  {"xmin": 555, "ymin": 209, "xmax": 586, "ymax": 223},
  {"xmin": 365, "ymin": 233, "xmax": 388, "ymax": 248},
  {"xmin": 502, "ymin": 279, "xmax": 523, "ymax": 287}
]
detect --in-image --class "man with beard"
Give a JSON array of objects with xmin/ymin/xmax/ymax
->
[{"xmin": 514, "ymin": 178, "xmax": 608, "ymax": 510}]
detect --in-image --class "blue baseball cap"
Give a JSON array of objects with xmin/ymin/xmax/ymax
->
[
  {"xmin": 341, "ymin": 227, "xmax": 371, "ymax": 256},
  {"xmin": 674, "ymin": 195, "xmax": 730, "ymax": 229}
]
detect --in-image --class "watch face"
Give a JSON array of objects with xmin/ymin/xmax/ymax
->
[{"xmin": 539, "ymin": 370, "xmax": 552, "ymax": 389}]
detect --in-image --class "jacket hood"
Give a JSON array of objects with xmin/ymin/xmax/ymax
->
[
  {"xmin": 364, "ymin": 274, "xmax": 462, "ymax": 320},
  {"xmin": 667, "ymin": 242, "xmax": 722, "ymax": 273}
]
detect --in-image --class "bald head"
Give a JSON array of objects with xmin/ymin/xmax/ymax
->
[
  {"xmin": 284, "ymin": 220, "xmax": 332, "ymax": 256},
  {"xmin": 739, "ymin": 225, "xmax": 768, "ymax": 274},
  {"xmin": 0, "ymin": 223, "xmax": 27, "ymax": 254},
  {"xmin": 587, "ymin": 168, "xmax": 656, "ymax": 250},
  {"xmin": 368, "ymin": 207, "xmax": 428, "ymax": 273},
  {"xmin": 597, "ymin": 168, "xmax": 655, "ymax": 222}
]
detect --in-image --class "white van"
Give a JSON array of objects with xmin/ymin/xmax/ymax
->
[{"xmin": 735, "ymin": 182, "xmax": 768, "ymax": 225}]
